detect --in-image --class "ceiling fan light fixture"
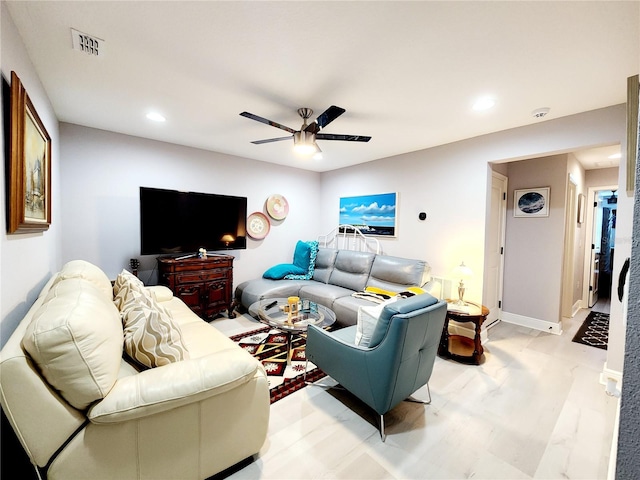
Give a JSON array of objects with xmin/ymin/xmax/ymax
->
[{"xmin": 293, "ymin": 131, "xmax": 318, "ymax": 155}]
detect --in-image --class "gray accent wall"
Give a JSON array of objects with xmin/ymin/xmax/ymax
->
[
  {"xmin": 502, "ymin": 154, "xmax": 570, "ymax": 325},
  {"xmin": 616, "ymin": 104, "xmax": 640, "ymax": 478}
]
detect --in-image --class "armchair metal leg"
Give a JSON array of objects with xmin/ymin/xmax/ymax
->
[
  {"xmin": 379, "ymin": 414, "xmax": 386, "ymax": 442},
  {"xmin": 303, "ymin": 360, "xmax": 343, "ymax": 389},
  {"xmin": 406, "ymin": 383, "xmax": 432, "ymax": 405}
]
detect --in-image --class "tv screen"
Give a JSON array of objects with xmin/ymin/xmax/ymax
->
[{"xmin": 140, "ymin": 187, "xmax": 247, "ymax": 255}]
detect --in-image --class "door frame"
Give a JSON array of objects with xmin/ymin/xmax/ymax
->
[
  {"xmin": 483, "ymin": 171, "xmax": 508, "ymax": 327},
  {"xmin": 561, "ymin": 175, "xmax": 578, "ymax": 318},
  {"xmin": 581, "ymin": 184, "xmax": 617, "ymax": 309}
]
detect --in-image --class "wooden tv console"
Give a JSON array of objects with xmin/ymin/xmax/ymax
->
[{"xmin": 157, "ymin": 254, "xmax": 234, "ymax": 320}]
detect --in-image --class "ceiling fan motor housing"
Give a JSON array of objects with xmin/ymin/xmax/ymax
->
[{"xmin": 297, "ymin": 108, "xmax": 313, "ymax": 120}]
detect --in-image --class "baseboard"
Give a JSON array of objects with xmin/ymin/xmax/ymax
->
[
  {"xmin": 571, "ymin": 301, "xmax": 581, "ymax": 318},
  {"xmin": 501, "ymin": 311, "xmax": 563, "ymax": 335},
  {"xmin": 600, "ymin": 362, "xmax": 622, "ymax": 397}
]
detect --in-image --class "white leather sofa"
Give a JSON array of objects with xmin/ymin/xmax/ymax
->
[{"xmin": 0, "ymin": 260, "xmax": 270, "ymax": 479}]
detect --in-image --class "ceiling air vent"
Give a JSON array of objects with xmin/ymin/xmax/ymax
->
[{"xmin": 71, "ymin": 28, "xmax": 105, "ymax": 57}]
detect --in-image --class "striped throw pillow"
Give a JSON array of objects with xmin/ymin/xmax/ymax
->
[{"xmin": 123, "ymin": 301, "xmax": 190, "ymax": 369}]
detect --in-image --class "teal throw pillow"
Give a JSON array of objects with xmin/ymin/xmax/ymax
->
[
  {"xmin": 292, "ymin": 240, "xmax": 313, "ymax": 270},
  {"xmin": 263, "ymin": 264, "xmax": 306, "ymax": 280},
  {"xmin": 284, "ymin": 240, "xmax": 319, "ymax": 280}
]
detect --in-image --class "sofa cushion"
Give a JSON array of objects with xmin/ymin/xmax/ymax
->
[
  {"xmin": 328, "ymin": 250, "xmax": 375, "ymax": 292},
  {"xmin": 22, "ymin": 278, "xmax": 123, "ymax": 410},
  {"xmin": 367, "ymin": 255, "xmax": 430, "ymax": 291},
  {"xmin": 298, "ymin": 283, "xmax": 354, "ymax": 308},
  {"xmin": 312, "ymin": 248, "xmax": 338, "ymax": 284},
  {"xmin": 331, "ymin": 295, "xmax": 379, "ymax": 328},
  {"xmin": 122, "ymin": 301, "xmax": 190, "ymax": 369},
  {"xmin": 56, "ymin": 259, "xmax": 113, "ymax": 299},
  {"xmin": 236, "ymin": 278, "xmax": 309, "ymax": 308}
]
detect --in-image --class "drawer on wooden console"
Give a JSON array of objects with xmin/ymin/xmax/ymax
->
[
  {"xmin": 166, "ymin": 259, "xmax": 232, "ymax": 273},
  {"xmin": 176, "ymin": 270, "xmax": 228, "ymax": 283}
]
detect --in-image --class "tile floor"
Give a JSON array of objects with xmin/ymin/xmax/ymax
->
[{"xmin": 213, "ymin": 306, "xmax": 618, "ymax": 480}]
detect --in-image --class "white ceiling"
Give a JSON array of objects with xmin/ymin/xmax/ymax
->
[{"xmin": 5, "ymin": 1, "xmax": 638, "ymax": 172}]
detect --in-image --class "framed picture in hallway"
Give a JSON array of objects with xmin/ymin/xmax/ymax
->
[
  {"xmin": 8, "ymin": 71, "xmax": 52, "ymax": 234},
  {"xmin": 514, "ymin": 187, "xmax": 549, "ymax": 218},
  {"xmin": 339, "ymin": 192, "xmax": 397, "ymax": 237},
  {"xmin": 577, "ymin": 193, "xmax": 585, "ymax": 224}
]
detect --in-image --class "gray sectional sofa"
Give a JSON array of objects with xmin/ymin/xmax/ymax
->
[{"xmin": 234, "ymin": 248, "xmax": 439, "ymax": 328}]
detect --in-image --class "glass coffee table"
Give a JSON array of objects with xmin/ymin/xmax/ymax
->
[{"xmin": 248, "ymin": 298, "xmax": 336, "ymax": 365}]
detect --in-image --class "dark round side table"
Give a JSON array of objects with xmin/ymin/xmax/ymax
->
[{"xmin": 438, "ymin": 301, "xmax": 489, "ymax": 365}]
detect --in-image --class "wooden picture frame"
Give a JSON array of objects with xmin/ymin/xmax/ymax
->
[
  {"xmin": 8, "ymin": 71, "xmax": 51, "ymax": 234},
  {"xmin": 514, "ymin": 187, "xmax": 550, "ymax": 218}
]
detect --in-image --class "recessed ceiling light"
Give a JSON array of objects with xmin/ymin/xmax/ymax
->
[
  {"xmin": 146, "ymin": 112, "xmax": 166, "ymax": 122},
  {"xmin": 472, "ymin": 96, "xmax": 496, "ymax": 111},
  {"xmin": 608, "ymin": 153, "xmax": 621, "ymax": 159}
]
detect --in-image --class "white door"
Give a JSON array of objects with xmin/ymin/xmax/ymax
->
[{"xmin": 483, "ymin": 171, "xmax": 507, "ymax": 326}]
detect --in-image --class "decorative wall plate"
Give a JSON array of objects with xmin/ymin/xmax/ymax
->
[
  {"xmin": 266, "ymin": 194, "xmax": 289, "ymax": 220},
  {"xmin": 247, "ymin": 212, "xmax": 270, "ymax": 239}
]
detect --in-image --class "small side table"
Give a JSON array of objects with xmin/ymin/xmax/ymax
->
[{"xmin": 438, "ymin": 301, "xmax": 489, "ymax": 365}]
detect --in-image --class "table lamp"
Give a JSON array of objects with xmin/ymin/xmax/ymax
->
[
  {"xmin": 221, "ymin": 234, "xmax": 235, "ymax": 247},
  {"xmin": 451, "ymin": 261, "xmax": 473, "ymax": 306}
]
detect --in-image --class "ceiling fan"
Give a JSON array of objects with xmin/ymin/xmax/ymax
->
[{"xmin": 239, "ymin": 106, "xmax": 371, "ymax": 155}]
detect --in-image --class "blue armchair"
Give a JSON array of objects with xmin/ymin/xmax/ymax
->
[{"xmin": 305, "ymin": 293, "xmax": 447, "ymax": 441}]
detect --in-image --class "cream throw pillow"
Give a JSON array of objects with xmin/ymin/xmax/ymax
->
[
  {"xmin": 123, "ymin": 301, "xmax": 190, "ymax": 368},
  {"xmin": 114, "ymin": 268, "xmax": 189, "ymax": 368},
  {"xmin": 355, "ymin": 299, "xmax": 397, "ymax": 347},
  {"xmin": 113, "ymin": 269, "xmax": 146, "ymax": 309}
]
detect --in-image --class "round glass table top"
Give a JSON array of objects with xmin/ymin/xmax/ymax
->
[{"xmin": 249, "ymin": 297, "xmax": 336, "ymax": 332}]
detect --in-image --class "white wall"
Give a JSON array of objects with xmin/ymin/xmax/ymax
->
[
  {"xmin": 1, "ymin": 3, "xmax": 61, "ymax": 347},
  {"xmin": 320, "ymin": 105, "xmax": 629, "ymax": 312},
  {"xmin": 320, "ymin": 140, "xmax": 489, "ymax": 303},
  {"xmin": 59, "ymin": 123, "xmax": 322, "ymax": 287}
]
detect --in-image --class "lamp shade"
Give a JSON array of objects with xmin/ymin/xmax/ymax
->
[
  {"xmin": 221, "ymin": 234, "xmax": 235, "ymax": 245},
  {"xmin": 452, "ymin": 261, "xmax": 473, "ymax": 279}
]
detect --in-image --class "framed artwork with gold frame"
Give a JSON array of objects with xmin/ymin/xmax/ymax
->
[{"xmin": 8, "ymin": 71, "xmax": 51, "ymax": 233}]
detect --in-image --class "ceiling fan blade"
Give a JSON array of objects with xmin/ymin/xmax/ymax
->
[
  {"xmin": 316, "ymin": 133, "xmax": 371, "ymax": 142},
  {"xmin": 251, "ymin": 136, "xmax": 292, "ymax": 145},
  {"xmin": 240, "ymin": 112, "xmax": 296, "ymax": 133},
  {"xmin": 304, "ymin": 105, "xmax": 346, "ymax": 134}
]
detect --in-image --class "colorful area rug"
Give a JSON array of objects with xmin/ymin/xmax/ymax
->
[
  {"xmin": 229, "ymin": 326, "xmax": 326, "ymax": 403},
  {"xmin": 572, "ymin": 311, "xmax": 609, "ymax": 350}
]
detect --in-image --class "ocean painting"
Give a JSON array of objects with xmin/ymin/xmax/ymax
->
[
  {"xmin": 514, "ymin": 187, "xmax": 550, "ymax": 217},
  {"xmin": 339, "ymin": 192, "xmax": 397, "ymax": 236}
]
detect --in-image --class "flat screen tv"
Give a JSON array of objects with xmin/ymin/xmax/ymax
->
[{"xmin": 140, "ymin": 187, "xmax": 247, "ymax": 255}]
